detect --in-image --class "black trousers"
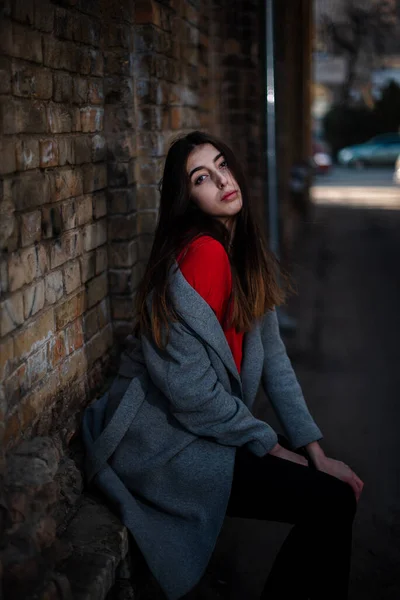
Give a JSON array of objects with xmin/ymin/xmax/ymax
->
[{"xmin": 225, "ymin": 444, "xmax": 357, "ymax": 600}]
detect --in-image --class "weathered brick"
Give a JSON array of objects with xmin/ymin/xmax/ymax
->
[
  {"xmin": 15, "ymin": 139, "xmax": 40, "ymax": 171},
  {"xmin": 83, "ymin": 306, "xmax": 98, "ymax": 341},
  {"xmin": 48, "ymin": 167, "xmax": 83, "ymax": 202},
  {"xmin": 97, "ymin": 298, "xmax": 110, "ymax": 329},
  {"xmin": 80, "ymin": 107, "xmax": 104, "ymax": 133},
  {"xmin": 65, "ymin": 318, "xmax": 84, "ymax": 354},
  {"xmin": 104, "ymin": 105, "xmax": 135, "ymax": 133},
  {"xmin": 26, "ymin": 344, "xmax": 48, "ymax": 387},
  {"xmin": 138, "ymin": 131, "xmax": 165, "ymax": 157},
  {"xmin": 104, "ymin": 50, "xmax": 132, "ymax": 77},
  {"xmin": 108, "ymin": 133, "xmax": 136, "ymax": 162},
  {"xmin": 50, "ymin": 230, "xmax": 83, "ymax": 269},
  {"xmin": 108, "ymin": 214, "xmax": 137, "ymax": 241},
  {"xmin": 47, "ymin": 103, "xmax": 73, "ymax": 134},
  {"xmin": 54, "ymin": 6, "xmax": 75, "ymax": 40},
  {"xmin": 41, "ymin": 204, "xmax": 62, "ymax": 239},
  {"xmin": 14, "ymin": 308, "xmax": 54, "ymax": 358},
  {"xmin": 137, "ymin": 234, "xmax": 154, "ymax": 262},
  {"xmin": 86, "ymin": 272, "xmax": 108, "ymax": 309},
  {"xmin": 12, "ymin": 62, "xmax": 53, "ymax": 99},
  {"xmin": 5, "ymin": 362, "xmax": 27, "ymax": 411},
  {"xmin": 0, "ymin": 97, "xmax": 48, "ymax": 135},
  {"xmin": 82, "ymin": 163, "xmax": 107, "ymax": 193},
  {"xmin": 45, "ymin": 270, "xmax": 64, "ymax": 305},
  {"xmin": 109, "ymin": 268, "xmax": 134, "ymax": 294},
  {"xmin": 34, "ymin": 0, "xmax": 55, "ymax": 32},
  {"xmin": 0, "ymin": 56, "xmax": 11, "ymax": 94},
  {"xmin": 76, "ymin": 195, "xmax": 93, "ymax": 226},
  {"xmin": 58, "ymin": 137, "xmax": 75, "ymax": 166},
  {"xmin": 60, "ymin": 198, "xmax": 77, "ymax": 231},
  {"xmin": 17, "ymin": 369, "xmax": 59, "ymax": 431},
  {"xmin": 11, "ymin": 22, "xmax": 43, "ymax": 63},
  {"xmin": 58, "ymin": 347, "xmax": 87, "ymax": 388},
  {"xmin": 8, "ymin": 245, "xmax": 48, "ymax": 292},
  {"xmin": 136, "ymin": 185, "xmax": 159, "ymax": 210},
  {"xmin": 55, "ymin": 290, "xmax": 86, "ymax": 330},
  {"xmin": 0, "ymin": 138, "xmax": 16, "ymax": 175},
  {"xmin": 135, "ymin": 157, "xmax": 163, "ymax": 185},
  {"xmin": 10, "ymin": 171, "xmax": 50, "ymax": 211},
  {"xmin": 95, "ymin": 246, "xmax": 108, "ymax": 274},
  {"xmin": 53, "ymin": 71, "xmax": 73, "ymax": 103},
  {"xmin": 12, "ymin": 0, "xmax": 34, "ymax": 25},
  {"xmin": 74, "ymin": 136, "xmax": 91, "ymax": 164},
  {"xmin": 85, "ymin": 324, "xmax": 112, "ymax": 366},
  {"xmin": 82, "ymin": 220, "xmax": 107, "ymax": 252},
  {"xmin": 43, "ymin": 37, "xmax": 79, "ymax": 72},
  {"xmin": 73, "ymin": 77, "xmax": 88, "ymax": 104},
  {"xmin": 104, "ymin": 75, "xmax": 134, "ymax": 105},
  {"xmin": 21, "ymin": 211, "xmax": 42, "ymax": 247},
  {"xmin": 40, "ymin": 139, "xmax": 59, "ymax": 168},
  {"xmin": 137, "ymin": 210, "xmax": 158, "ymax": 235},
  {"xmin": 80, "ymin": 251, "xmax": 96, "ymax": 283},
  {"xmin": 93, "ymin": 193, "xmax": 107, "ymax": 219},
  {"xmin": 170, "ymin": 106, "xmax": 184, "ymax": 130},
  {"xmin": 108, "ymin": 240, "xmax": 138, "ymax": 268},
  {"xmin": 108, "ymin": 160, "xmax": 135, "ymax": 187},
  {"xmin": 88, "ymin": 78, "xmax": 104, "ymax": 104},
  {"xmin": 0, "ymin": 337, "xmax": 14, "ymax": 381},
  {"xmin": 91, "ymin": 134, "xmax": 106, "ymax": 162},
  {"xmin": 48, "ymin": 331, "xmax": 66, "ymax": 368},
  {"xmin": 23, "ymin": 280, "xmax": 45, "ymax": 319},
  {"xmin": 64, "ymin": 260, "xmax": 81, "ymax": 294},
  {"xmin": 107, "ymin": 188, "xmax": 137, "ymax": 214}
]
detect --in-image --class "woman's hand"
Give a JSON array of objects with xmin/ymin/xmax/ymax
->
[
  {"xmin": 269, "ymin": 443, "xmax": 308, "ymax": 467},
  {"xmin": 305, "ymin": 442, "xmax": 364, "ymax": 502}
]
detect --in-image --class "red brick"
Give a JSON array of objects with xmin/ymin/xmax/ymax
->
[
  {"xmin": 21, "ymin": 211, "xmax": 41, "ymax": 247},
  {"xmin": 65, "ymin": 318, "xmax": 84, "ymax": 354},
  {"xmin": 23, "ymin": 280, "xmax": 45, "ymax": 319},
  {"xmin": 88, "ymin": 78, "xmax": 104, "ymax": 104},
  {"xmin": 14, "ymin": 308, "xmax": 55, "ymax": 358},
  {"xmin": 48, "ymin": 331, "xmax": 66, "ymax": 368},
  {"xmin": 12, "ymin": 62, "xmax": 53, "ymax": 99},
  {"xmin": 47, "ymin": 103, "xmax": 73, "ymax": 134},
  {"xmin": 39, "ymin": 139, "xmax": 59, "ymax": 168},
  {"xmin": 55, "ymin": 290, "xmax": 86, "ymax": 330},
  {"xmin": 48, "ymin": 167, "xmax": 83, "ymax": 202},
  {"xmin": 80, "ymin": 107, "xmax": 104, "ymax": 133},
  {"xmin": 0, "ymin": 137, "xmax": 16, "ymax": 175},
  {"xmin": 15, "ymin": 139, "xmax": 40, "ymax": 171}
]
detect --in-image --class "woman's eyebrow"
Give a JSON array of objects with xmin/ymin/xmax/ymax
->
[{"xmin": 188, "ymin": 153, "xmax": 223, "ymax": 179}]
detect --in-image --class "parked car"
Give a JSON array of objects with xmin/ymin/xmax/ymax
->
[
  {"xmin": 312, "ymin": 141, "xmax": 333, "ymax": 174},
  {"xmin": 338, "ymin": 133, "xmax": 400, "ymax": 168},
  {"xmin": 393, "ymin": 154, "xmax": 400, "ymax": 184}
]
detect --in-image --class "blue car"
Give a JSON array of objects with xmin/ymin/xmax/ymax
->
[{"xmin": 338, "ymin": 133, "xmax": 400, "ymax": 168}]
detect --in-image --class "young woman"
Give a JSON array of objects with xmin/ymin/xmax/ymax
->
[{"xmin": 82, "ymin": 131, "xmax": 363, "ymax": 600}]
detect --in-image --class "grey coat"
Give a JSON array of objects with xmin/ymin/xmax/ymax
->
[{"xmin": 82, "ymin": 263, "xmax": 322, "ymax": 600}]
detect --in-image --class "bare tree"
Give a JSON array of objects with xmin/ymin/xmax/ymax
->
[{"xmin": 320, "ymin": 0, "xmax": 397, "ymax": 104}]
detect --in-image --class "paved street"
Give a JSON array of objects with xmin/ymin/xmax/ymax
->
[{"xmin": 210, "ymin": 168, "xmax": 400, "ymax": 599}]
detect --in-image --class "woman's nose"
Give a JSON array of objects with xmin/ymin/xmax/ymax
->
[{"xmin": 216, "ymin": 172, "xmax": 228, "ymax": 188}]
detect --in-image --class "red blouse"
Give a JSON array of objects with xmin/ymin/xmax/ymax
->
[{"xmin": 177, "ymin": 235, "xmax": 244, "ymax": 373}]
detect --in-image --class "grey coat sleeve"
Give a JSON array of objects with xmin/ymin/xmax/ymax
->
[
  {"xmin": 261, "ymin": 309, "xmax": 323, "ymax": 448},
  {"xmin": 142, "ymin": 321, "xmax": 278, "ymax": 456}
]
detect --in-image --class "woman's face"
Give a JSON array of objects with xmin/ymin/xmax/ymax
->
[{"xmin": 186, "ymin": 143, "xmax": 243, "ymax": 229}]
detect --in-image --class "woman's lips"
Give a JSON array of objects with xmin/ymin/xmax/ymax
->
[{"xmin": 221, "ymin": 190, "xmax": 238, "ymax": 202}]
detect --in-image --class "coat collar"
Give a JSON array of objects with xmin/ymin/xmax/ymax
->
[{"xmin": 168, "ymin": 262, "xmax": 242, "ymax": 388}]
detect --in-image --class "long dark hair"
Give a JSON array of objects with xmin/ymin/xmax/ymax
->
[{"xmin": 135, "ymin": 130, "xmax": 285, "ymax": 347}]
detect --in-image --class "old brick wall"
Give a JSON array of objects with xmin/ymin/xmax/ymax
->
[{"xmin": 0, "ymin": 0, "xmax": 269, "ymax": 596}]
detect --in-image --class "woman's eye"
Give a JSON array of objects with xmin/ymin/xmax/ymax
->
[
  {"xmin": 219, "ymin": 160, "xmax": 228, "ymax": 169},
  {"xmin": 195, "ymin": 174, "xmax": 207, "ymax": 185}
]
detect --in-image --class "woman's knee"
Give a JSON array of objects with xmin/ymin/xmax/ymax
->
[{"xmin": 312, "ymin": 474, "xmax": 357, "ymax": 523}]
